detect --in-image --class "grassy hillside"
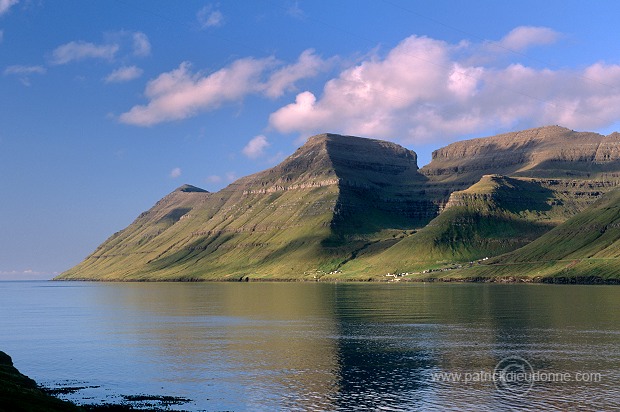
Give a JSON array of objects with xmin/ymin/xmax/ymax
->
[
  {"xmin": 56, "ymin": 128, "xmax": 620, "ymax": 283},
  {"xmin": 337, "ymin": 175, "xmax": 555, "ymax": 278},
  {"xmin": 59, "ymin": 183, "xmax": 342, "ymax": 280},
  {"xmin": 442, "ymin": 188, "xmax": 620, "ymax": 281},
  {"xmin": 57, "ymin": 134, "xmax": 431, "ymax": 281}
]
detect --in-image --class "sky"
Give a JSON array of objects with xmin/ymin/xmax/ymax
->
[{"xmin": 3, "ymin": 0, "xmax": 620, "ymax": 279}]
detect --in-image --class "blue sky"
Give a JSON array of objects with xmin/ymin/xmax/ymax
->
[{"xmin": 3, "ymin": 0, "xmax": 620, "ymax": 279}]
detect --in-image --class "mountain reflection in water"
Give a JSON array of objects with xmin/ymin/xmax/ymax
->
[{"xmin": 0, "ymin": 282, "xmax": 618, "ymax": 411}]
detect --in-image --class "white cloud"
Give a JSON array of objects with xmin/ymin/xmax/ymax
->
[
  {"xmin": 105, "ymin": 65, "xmax": 143, "ymax": 83},
  {"xmin": 205, "ymin": 174, "xmax": 222, "ymax": 183},
  {"xmin": 497, "ymin": 26, "xmax": 560, "ymax": 51},
  {"xmin": 120, "ymin": 58, "xmax": 274, "ymax": 126},
  {"xmin": 51, "ymin": 40, "xmax": 118, "ymax": 65},
  {"xmin": 4, "ymin": 64, "xmax": 46, "ymax": 86},
  {"xmin": 197, "ymin": 4, "xmax": 224, "ymax": 28},
  {"xmin": 120, "ymin": 49, "xmax": 327, "ymax": 126},
  {"xmin": 50, "ymin": 32, "xmax": 148, "ymax": 66},
  {"xmin": 269, "ymin": 29, "xmax": 620, "ymax": 144},
  {"xmin": 4, "ymin": 65, "xmax": 46, "ymax": 75},
  {"xmin": 0, "ymin": 30, "xmax": 4, "ymax": 43},
  {"xmin": 0, "ymin": 269, "xmax": 53, "ymax": 280},
  {"xmin": 132, "ymin": 32, "xmax": 151, "ymax": 57},
  {"xmin": 0, "ymin": 0, "xmax": 18, "ymax": 16},
  {"xmin": 262, "ymin": 49, "xmax": 330, "ymax": 98},
  {"xmin": 242, "ymin": 135, "xmax": 270, "ymax": 158},
  {"xmin": 170, "ymin": 167, "xmax": 182, "ymax": 178},
  {"xmin": 271, "ymin": 35, "xmax": 453, "ymax": 138}
]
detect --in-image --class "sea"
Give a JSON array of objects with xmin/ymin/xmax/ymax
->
[{"xmin": 1, "ymin": 281, "xmax": 619, "ymax": 411}]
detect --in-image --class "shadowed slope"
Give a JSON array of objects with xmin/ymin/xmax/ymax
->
[
  {"xmin": 455, "ymin": 188, "xmax": 620, "ymax": 281},
  {"xmin": 338, "ymin": 175, "xmax": 555, "ymax": 277}
]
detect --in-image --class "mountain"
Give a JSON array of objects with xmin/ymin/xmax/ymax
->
[
  {"xmin": 448, "ymin": 188, "xmax": 620, "ymax": 282},
  {"xmin": 421, "ymin": 125, "xmax": 620, "ymax": 182},
  {"xmin": 338, "ymin": 175, "xmax": 555, "ymax": 276},
  {"xmin": 57, "ymin": 126, "xmax": 620, "ymax": 282},
  {"xmin": 58, "ymin": 134, "xmax": 434, "ymax": 281}
]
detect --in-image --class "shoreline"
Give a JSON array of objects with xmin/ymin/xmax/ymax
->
[
  {"xmin": 0, "ymin": 350, "xmax": 192, "ymax": 411},
  {"xmin": 52, "ymin": 275, "xmax": 620, "ymax": 285},
  {"xmin": 0, "ymin": 350, "xmax": 81, "ymax": 411}
]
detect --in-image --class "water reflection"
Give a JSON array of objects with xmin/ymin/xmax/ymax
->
[{"xmin": 1, "ymin": 282, "xmax": 619, "ymax": 410}]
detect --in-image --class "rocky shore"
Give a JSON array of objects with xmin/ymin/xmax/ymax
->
[
  {"xmin": 0, "ymin": 351, "xmax": 189, "ymax": 411},
  {"xmin": 0, "ymin": 350, "xmax": 81, "ymax": 412}
]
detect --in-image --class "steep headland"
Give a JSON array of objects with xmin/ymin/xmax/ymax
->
[
  {"xmin": 58, "ymin": 134, "xmax": 432, "ymax": 281},
  {"xmin": 57, "ymin": 126, "xmax": 620, "ymax": 282}
]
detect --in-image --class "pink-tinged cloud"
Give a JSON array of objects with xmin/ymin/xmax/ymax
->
[
  {"xmin": 197, "ymin": 5, "xmax": 224, "ymax": 28},
  {"xmin": 170, "ymin": 167, "xmax": 182, "ymax": 178},
  {"xmin": 120, "ymin": 58, "xmax": 274, "ymax": 126},
  {"xmin": 262, "ymin": 49, "xmax": 330, "ymax": 98},
  {"xmin": 4, "ymin": 65, "xmax": 46, "ymax": 86},
  {"xmin": 0, "ymin": 0, "xmax": 18, "ymax": 16},
  {"xmin": 120, "ymin": 50, "xmax": 329, "ymax": 126},
  {"xmin": 497, "ymin": 26, "xmax": 560, "ymax": 51},
  {"xmin": 269, "ymin": 29, "xmax": 620, "ymax": 143},
  {"xmin": 132, "ymin": 32, "xmax": 151, "ymax": 57},
  {"xmin": 242, "ymin": 135, "xmax": 270, "ymax": 158},
  {"xmin": 51, "ymin": 41, "xmax": 119, "ymax": 65},
  {"xmin": 271, "ymin": 35, "xmax": 456, "ymax": 138},
  {"xmin": 4, "ymin": 65, "xmax": 46, "ymax": 75},
  {"xmin": 105, "ymin": 65, "xmax": 143, "ymax": 83}
]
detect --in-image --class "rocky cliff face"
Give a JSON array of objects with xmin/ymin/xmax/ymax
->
[
  {"xmin": 422, "ymin": 126, "xmax": 620, "ymax": 180},
  {"xmin": 233, "ymin": 133, "xmax": 421, "ymax": 191},
  {"xmin": 419, "ymin": 125, "xmax": 620, "ymax": 213}
]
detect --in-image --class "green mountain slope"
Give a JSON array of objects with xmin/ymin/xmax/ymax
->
[
  {"xmin": 337, "ymin": 175, "xmax": 555, "ymax": 277},
  {"xmin": 57, "ymin": 134, "xmax": 432, "ymax": 281},
  {"xmin": 451, "ymin": 188, "xmax": 620, "ymax": 281},
  {"xmin": 57, "ymin": 126, "xmax": 620, "ymax": 282}
]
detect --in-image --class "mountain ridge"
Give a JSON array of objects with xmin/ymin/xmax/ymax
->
[
  {"xmin": 58, "ymin": 133, "xmax": 430, "ymax": 280},
  {"xmin": 57, "ymin": 125, "xmax": 620, "ymax": 282}
]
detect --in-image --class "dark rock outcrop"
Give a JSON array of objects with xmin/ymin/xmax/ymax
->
[{"xmin": 0, "ymin": 351, "xmax": 81, "ymax": 412}]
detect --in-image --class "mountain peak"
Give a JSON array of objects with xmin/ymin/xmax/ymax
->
[
  {"xmin": 421, "ymin": 125, "xmax": 616, "ymax": 181},
  {"xmin": 234, "ymin": 133, "xmax": 420, "ymax": 193},
  {"xmin": 175, "ymin": 184, "xmax": 208, "ymax": 193},
  {"xmin": 300, "ymin": 132, "xmax": 418, "ymax": 169}
]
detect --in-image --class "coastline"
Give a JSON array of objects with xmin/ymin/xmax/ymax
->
[
  {"xmin": 0, "ymin": 351, "xmax": 191, "ymax": 411},
  {"xmin": 0, "ymin": 350, "xmax": 81, "ymax": 412},
  {"xmin": 52, "ymin": 274, "xmax": 620, "ymax": 285}
]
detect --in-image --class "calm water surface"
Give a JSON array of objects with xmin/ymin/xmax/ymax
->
[{"xmin": 0, "ymin": 281, "xmax": 619, "ymax": 411}]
